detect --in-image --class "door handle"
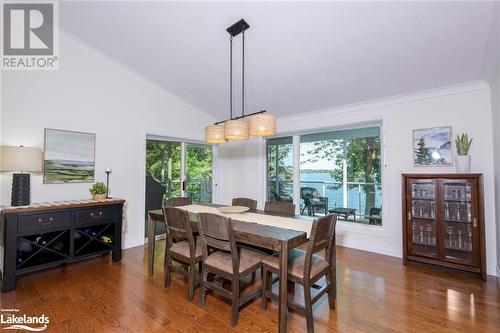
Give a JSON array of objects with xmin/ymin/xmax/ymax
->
[
  {"xmin": 182, "ymin": 180, "xmax": 187, "ymax": 192},
  {"xmin": 473, "ymin": 217, "xmax": 478, "ymax": 228},
  {"xmin": 408, "ymin": 212, "xmax": 412, "ymax": 221}
]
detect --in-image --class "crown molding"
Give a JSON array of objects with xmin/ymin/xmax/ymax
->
[{"xmin": 278, "ymin": 80, "xmax": 490, "ymax": 125}]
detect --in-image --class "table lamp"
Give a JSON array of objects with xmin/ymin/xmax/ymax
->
[{"xmin": 0, "ymin": 145, "xmax": 42, "ymax": 206}]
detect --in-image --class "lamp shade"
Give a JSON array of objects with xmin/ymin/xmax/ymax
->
[
  {"xmin": 224, "ymin": 120, "xmax": 249, "ymax": 140},
  {"xmin": 205, "ymin": 125, "xmax": 227, "ymax": 144},
  {"xmin": 249, "ymin": 113, "xmax": 276, "ymax": 136},
  {"xmin": 0, "ymin": 146, "xmax": 42, "ymax": 172}
]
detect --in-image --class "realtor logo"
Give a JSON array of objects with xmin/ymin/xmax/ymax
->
[{"xmin": 1, "ymin": 1, "xmax": 59, "ymax": 70}]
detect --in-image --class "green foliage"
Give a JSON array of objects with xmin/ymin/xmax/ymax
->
[
  {"xmin": 145, "ymin": 141, "xmax": 213, "ymax": 202},
  {"xmin": 267, "ymin": 143, "xmax": 293, "ymax": 199},
  {"xmin": 89, "ymin": 182, "xmax": 107, "ymax": 195},
  {"xmin": 415, "ymin": 138, "xmax": 432, "ymax": 164},
  {"xmin": 455, "ymin": 133, "xmax": 473, "ymax": 156},
  {"xmin": 303, "ymin": 136, "xmax": 381, "ymax": 215}
]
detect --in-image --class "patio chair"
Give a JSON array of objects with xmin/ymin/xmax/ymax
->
[{"xmin": 300, "ymin": 187, "xmax": 328, "ymax": 216}]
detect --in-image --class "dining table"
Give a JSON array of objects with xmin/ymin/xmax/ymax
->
[{"xmin": 147, "ymin": 204, "xmax": 314, "ymax": 333}]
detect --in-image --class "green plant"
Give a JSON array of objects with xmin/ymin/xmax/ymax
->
[
  {"xmin": 455, "ymin": 133, "xmax": 473, "ymax": 156},
  {"xmin": 89, "ymin": 182, "xmax": 107, "ymax": 195}
]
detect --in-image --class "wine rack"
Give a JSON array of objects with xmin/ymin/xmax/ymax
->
[
  {"xmin": 1, "ymin": 199, "xmax": 124, "ymax": 291},
  {"xmin": 402, "ymin": 174, "xmax": 485, "ymax": 280}
]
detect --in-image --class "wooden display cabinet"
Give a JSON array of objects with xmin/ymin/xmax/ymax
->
[{"xmin": 402, "ymin": 174, "xmax": 486, "ymax": 280}]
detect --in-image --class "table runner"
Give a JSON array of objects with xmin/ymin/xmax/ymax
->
[{"xmin": 179, "ymin": 204, "xmax": 313, "ymax": 237}]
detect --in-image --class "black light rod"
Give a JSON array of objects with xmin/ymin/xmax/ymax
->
[{"xmin": 214, "ymin": 110, "xmax": 266, "ymax": 125}]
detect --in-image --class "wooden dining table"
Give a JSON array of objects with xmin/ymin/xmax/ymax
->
[{"xmin": 147, "ymin": 205, "xmax": 313, "ymax": 333}]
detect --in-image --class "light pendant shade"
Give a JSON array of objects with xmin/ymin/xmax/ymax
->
[
  {"xmin": 249, "ymin": 113, "xmax": 276, "ymax": 136},
  {"xmin": 224, "ymin": 120, "xmax": 249, "ymax": 140},
  {"xmin": 205, "ymin": 125, "xmax": 227, "ymax": 144}
]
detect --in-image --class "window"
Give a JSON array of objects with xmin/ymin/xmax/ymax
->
[
  {"xmin": 266, "ymin": 126, "xmax": 383, "ymax": 225},
  {"xmin": 266, "ymin": 137, "xmax": 293, "ymax": 202}
]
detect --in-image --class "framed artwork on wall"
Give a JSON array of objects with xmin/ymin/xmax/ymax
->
[
  {"xmin": 43, "ymin": 128, "xmax": 96, "ymax": 183},
  {"xmin": 413, "ymin": 126, "xmax": 453, "ymax": 167}
]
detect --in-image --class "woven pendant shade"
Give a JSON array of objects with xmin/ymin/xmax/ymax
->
[
  {"xmin": 205, "ymin": 125, "xmax": 227, "ymax": 144},
  {"xmin": 224, "ymin": 120, "xmax": 249, "ymax": 140},
  {"xmin": 249, "ymin": 113, "xmax": 276, "ymax": 136}
]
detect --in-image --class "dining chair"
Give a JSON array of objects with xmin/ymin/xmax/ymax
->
[
  {"xmin": 264, "ymin": 201, "xmax": 296, "ymax": 217},
  {"xmin": 261, "ymin": 214, "xmax": 337, "ymax": 333},
  {"xmin": 165, "ymin": 196, "xmax": 193, "ymax": 207},
  {"xmin": 232, "ymin": 197, "xmax": 258, "ymax": 211},
  {"xmin": 162, "ymin": 206, "xmax": 202, "ymax": 301},
  {"xmin": 198, "ymin": 213, "xmax": 265, "ymax": 326}
]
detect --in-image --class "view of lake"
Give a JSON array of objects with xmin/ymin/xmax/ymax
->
[{"xmin": 299, "ymin": 171, "xmax": 382, "ymax": 216}]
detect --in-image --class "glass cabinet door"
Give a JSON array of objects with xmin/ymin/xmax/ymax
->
[
  {"xmin": 441, "ymin": 179, "xmax": 477, "ymax": 265},
  {"xmin": 408, "ymin": 180, "xmax": 438, "ymax": 258}
]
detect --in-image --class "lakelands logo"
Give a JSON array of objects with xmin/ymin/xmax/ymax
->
[
  {"xmin": 0, "ymin": 309, "xmax": 49, "ymax": 331},
  {"xmin": 1, "ymin": 1, "xmax": 59, "ymax": 70}
]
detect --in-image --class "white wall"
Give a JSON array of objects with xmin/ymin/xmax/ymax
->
[
  {"xmin": 218, "ymin": 82, "xmax": 498, "ymax": 276},
  {"xmin": 491, "ymin": 59, "xmax": 500, "ymax": 276},
  {"xmin": 0, "ymin": 35, "xmax": 214, "ymax": 249}
]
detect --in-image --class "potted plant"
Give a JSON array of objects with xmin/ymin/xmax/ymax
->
[
  {"xmin": 89, "ymin": 182, "xmax": 108, "ymax": 201},
  {"xmin": 455, "ymin": 133, "xmax": 473, "ymax": 173}
]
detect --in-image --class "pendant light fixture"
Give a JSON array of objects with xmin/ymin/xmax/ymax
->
[{"xmin": 205, "ymin": 19, "xmax": 276, "ymax": 144}]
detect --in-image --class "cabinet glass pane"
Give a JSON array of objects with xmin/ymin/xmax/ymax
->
[
  {"xmin": 409, "ymin": 181, "xmax": 437, "ymax": 256},
  {"xmin": 443, "ymin": 181, "xmax": 473, "ymax": 262}
]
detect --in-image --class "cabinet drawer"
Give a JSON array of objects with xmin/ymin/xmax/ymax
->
[
  {"xmin": 76, "ymin": 207, "xmax": 114, "ymax": 226},
  {"xmin": 18, "ymin": 212, "xmax": 71, "ymax": 233}
]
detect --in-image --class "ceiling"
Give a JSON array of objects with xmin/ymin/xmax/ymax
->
[{"xmin": 60, "ymin": 1, "xmax": 500, "ymax": 119}]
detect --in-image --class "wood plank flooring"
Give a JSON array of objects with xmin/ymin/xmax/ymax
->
[{"xmin": 1, "ymin": 241, "xmax": 499, "ymax": 332}]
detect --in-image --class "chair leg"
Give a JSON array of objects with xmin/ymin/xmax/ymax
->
[
  {"xmin": 199, "ymin": 268, "xmax": 208, "ymax": 307},
  {"xmin": 327, "ymin": 267, "xmax": 336, "ymax": 309},
  {"xmin": 187, "ymin": 263, "xmax": 196, "ymax": 301},
  {"xmin": 261, "ymin": 268, "xmax": 268, "ymax": 310},
  {"xmin": 304, "ymin": 283, "xmax": 314, "ymax": 333},
  {"xmin": 164, "ymin": 255, "xmax": 172, "ymax": 288},
  {"xmin": 231, "ymin": 278, "xmax": 240, "ymax": 327}
]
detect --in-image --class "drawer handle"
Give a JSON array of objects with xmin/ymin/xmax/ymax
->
[
  {"xmin": 90, "ymin": 212, "xmax": 103, "ymax": 219},
  {"xmin": 38, "ymin": 217, "xmax": 54, "ymax": 225}
]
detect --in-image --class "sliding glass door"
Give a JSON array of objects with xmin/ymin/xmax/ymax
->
[
  {"xmin": 145, "ymin": 139, "xmax": 213, "ymax": 236},
  {"xmin": 185, "ymin": 144, "xmax": 213, "ymax": 204}
]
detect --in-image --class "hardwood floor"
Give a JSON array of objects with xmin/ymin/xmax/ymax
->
[{"xmin": 1, "ymin": 241, "xmax": 499, "ymax": 332}]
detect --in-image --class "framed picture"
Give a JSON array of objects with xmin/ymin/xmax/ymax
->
[
  {"xmin": 43, "ymin": 128, "xmax": 96, "ymax": 183},
  {"xmin": 413, "ymin": 126, "xmax": 453, "ymax": 166}
]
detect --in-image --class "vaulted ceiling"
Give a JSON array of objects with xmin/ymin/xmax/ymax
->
[{"xmin": 60, "ymin": 1, "xmax": 500, "ymax": 118}]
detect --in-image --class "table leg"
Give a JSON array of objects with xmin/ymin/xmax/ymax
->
[
  {"xmin": 147, "ymin": 213, "xmax": 157, "ymax": 277},
  {"xmin": 278, "ymin": 241, "xmax": 289, "ymax": 333}
]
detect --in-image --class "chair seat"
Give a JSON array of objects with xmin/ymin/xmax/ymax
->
[
  {"xmin": 170, "ymin": 237, "xmax": 202, "ymax": 259},
  {"xmin": 205, "ymin": 248, "xmax": 265, "ymax": 274},
  {"xmin": 262, "ymin": 248, "xmax": 329, "ymax": 279}
]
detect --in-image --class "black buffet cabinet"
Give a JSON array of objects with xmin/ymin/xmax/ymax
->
[{"xmin": 0, "ymin": 199, "xmax": 124, "ymax": 291}]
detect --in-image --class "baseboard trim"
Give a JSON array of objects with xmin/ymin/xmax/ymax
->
[{"xmin": 336, "ymin": 237, "xmax": 402, "ymax": 258}]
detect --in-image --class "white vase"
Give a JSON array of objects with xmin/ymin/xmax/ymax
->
[{"xmin": 456, "ymin": 155, "xmax": 471, "ymax": 173}]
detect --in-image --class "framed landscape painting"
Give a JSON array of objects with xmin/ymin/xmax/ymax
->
[
  {"xmin": 43, "ymin": 129, "xmax": 96, "ymax": 183},
  {"xmin": 413, "ymin": 126, "xmax": 452, "ymax": 167}
]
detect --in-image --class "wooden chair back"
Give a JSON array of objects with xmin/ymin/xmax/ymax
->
[
  {"xmin": 163, "ymin": 207, "xmax": 196, "ymax": 259},
  {"xmin": 198, "ymin": 213, "xmax": 238, "ymax": 274},
  {"xmin": 304, "ymin": 214, "xmax": 337, "ymax": 281},
  {"xmin": 232, "ymin": 198, "xmax": 257, "ymax": 211},
  {"xmin": 264, "ymin": 201, "xmax": 296, "ymax": 217},
  {"xmin": 165, "ymin": 197, "xmax": 193, "ymax": 207}
]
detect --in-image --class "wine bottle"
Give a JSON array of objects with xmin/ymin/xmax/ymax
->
[
  {"xmin": 51, "ymin": 240, "xmax": 64, "ymax": 252},
  {"xmin": 16, "ymin": 252, "xmax": 23, "ymax": 264},
  {"xmin": 84, "ymin": 228, "xmax": 97, "ymax": 237},
  {"xmin": 100, "ymin": 235, "xmax": 112, "ymax": 244},
  {"xmin": 35, "ymin": 235, "xmax": 47, "ymax": 246}
]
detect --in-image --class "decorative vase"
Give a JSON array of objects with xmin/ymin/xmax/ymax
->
[
  {"xmin": 456, "ymin": 155, "xmax": 471, "ymax": 173},
  {"xmin": 92, "ymin": 193, "xmax": 106, "ymax": 201}
]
